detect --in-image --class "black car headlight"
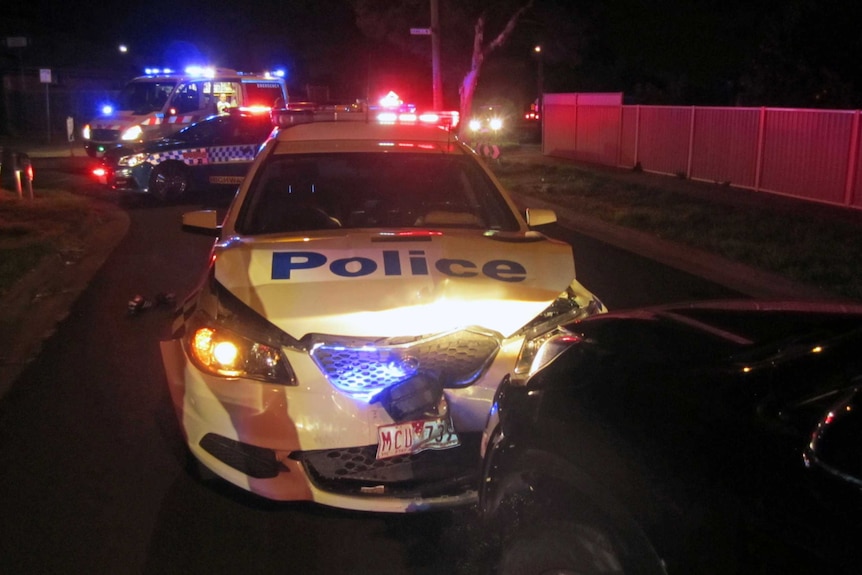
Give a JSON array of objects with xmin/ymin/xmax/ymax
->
[{"xmin": 512, "ymin": 280, "xmax": 601, "ymax": 385}]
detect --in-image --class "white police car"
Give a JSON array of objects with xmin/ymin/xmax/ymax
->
[
  {"xmin": 96, "ymin": 109, "xmax": 274, "ymax": 202},
  {"xmin": 160, "ymin": 108, "xmax": 605, "ymax": 512}
]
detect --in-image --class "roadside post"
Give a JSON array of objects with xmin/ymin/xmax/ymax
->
[
  {"xmin": 67, "ymin": 116, "xmax": 75, "ymax": 156},
  {"xmin": 40, "ymin": 68, "xmax": 52, "ymax": 143}
]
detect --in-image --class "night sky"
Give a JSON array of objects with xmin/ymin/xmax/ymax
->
[{"xmin": 4, "ymin": 0, "xmax": 861, "ymax": 109}]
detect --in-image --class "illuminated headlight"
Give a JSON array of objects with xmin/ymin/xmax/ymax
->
[
  {"xmin": 121, "ymin": 125, "xmax": 143, "ymax": 141},
  {"xmin": 82, "ymin": 124, "xmax": 91, "ymax": 140},
  {"xmin": 511, "ymin": 282, "xmax": 604, "ymax": 385},
  {"xmin": 469, "ymin": 119, "xmax": 482, "ymax": 132},
  {"xmin": 184, "ymin": 315, "xmax": 296, "ymax": 384},
  {"xmin": 118, "ymin": 153, "xmax": 147, "ymax": 168},
  {"xmin": 489, "ymin": 117, "xmax": 503, "ymax": 131}
]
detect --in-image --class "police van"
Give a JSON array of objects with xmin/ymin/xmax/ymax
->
[{"xmin": 82, "ymin": 67, "xmax": 287, "ymax": 158}]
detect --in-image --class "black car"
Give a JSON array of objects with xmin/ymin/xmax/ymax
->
[
  {"xmin": 95, "ymin": 109, "xmax": 274, "ymax": 202},
  {"xmin": 480, "ymin": 300, "xmax": 862, "ymax": 575}
]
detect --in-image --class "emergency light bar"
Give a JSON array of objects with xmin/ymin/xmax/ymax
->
[{"xmin": 271, "ymin": 105, "xmax": 459, "ymax": 130}]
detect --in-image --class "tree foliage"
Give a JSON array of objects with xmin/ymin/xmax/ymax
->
[{"xmin": 738, "ymin": 0, "xmax": 862, "ymax": 108}]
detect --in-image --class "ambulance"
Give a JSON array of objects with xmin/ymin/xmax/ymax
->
[{"xmin": 82, "ymin": 67, "xmax": 287, "ymax": 158}]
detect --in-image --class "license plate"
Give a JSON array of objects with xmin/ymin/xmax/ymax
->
[{"xmin": 376, "ymin": 417, "xmax": 460, "ymax": 460}]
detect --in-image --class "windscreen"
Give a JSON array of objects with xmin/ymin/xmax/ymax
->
[
  {"xmin": 242, "ymin": 81, "xmax": 286, "ymax": 108},
  {"xmin": 116, "ymin": 80, "xmax": 176, "ymax": 114},
  {"xmin": 236, "ymin": 152, "xmax": 520, "ymax": 234}
]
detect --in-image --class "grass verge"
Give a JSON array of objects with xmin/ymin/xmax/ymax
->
[{"xmin": 0, "ymin": 189, "xmax": 106, "ymax": 297}]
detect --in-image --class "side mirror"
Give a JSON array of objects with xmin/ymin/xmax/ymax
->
[
  {"xmin": 807, "ymin": 390, "xmax": 862, "ymax": 487},
  {"xmin": 182, "ymin": 210, "xmax": 221, "ymax": 237},
  {"xmin": 526, "ymin": 207, "xmax": 557, "ymax": 227}
]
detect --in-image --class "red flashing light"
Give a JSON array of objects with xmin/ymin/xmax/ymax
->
[
  {"xmin": 236, "ymin": 105, "xmax": 272, "ymax": 115},
  {"xmin": 379, "ymin": 230, "xmax": 444, "ymax": 238},
  {"xmin": 377, "ymin": 111, "xmax": 398, "ymax": 124}
]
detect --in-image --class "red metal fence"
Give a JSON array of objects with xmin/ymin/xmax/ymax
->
[{"xmin": 543, "ymin": 93, "xmax": 862, "ymax": 210}]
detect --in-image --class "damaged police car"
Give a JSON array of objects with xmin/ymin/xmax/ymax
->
[
  {"xmin": 160, "ymin": 108, "xmax": 604, "ymax": 512},
  {"xmin": 95, "ymin": 109, "xmax": 274, "ymax": 202}
]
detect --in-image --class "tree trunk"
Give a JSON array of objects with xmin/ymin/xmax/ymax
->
[
  {"xmin": 457, "ymin": 1, "xmax": 534, "ymax": 139},
  {"xmin": 458, "ymin": 16, "xmax": 486, "ymax": 138}
]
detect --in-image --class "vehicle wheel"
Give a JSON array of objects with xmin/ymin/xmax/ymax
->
[
  {"xmin": 498, "ymin": 521, "xmax": 625, "ymax": 575},
  {"xmin": 149, "ymin": 161, "xmax": 189, "ymax": 202}
]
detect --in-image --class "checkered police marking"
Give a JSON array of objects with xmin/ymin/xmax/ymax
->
[{"xmin": 149, "ymin": 145, "xmax": 257, "ymax": 167}]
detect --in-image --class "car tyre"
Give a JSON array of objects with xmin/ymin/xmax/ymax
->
[
  {"xmin": 149, "ymin": 161, "xmax": 189, "ymax": 202},
  {"xmin": 499, "ymin": 520, "xmax": 624, "ymax": 575}
]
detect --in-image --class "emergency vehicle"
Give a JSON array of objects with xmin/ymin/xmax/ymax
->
[
  {"xmin": 94, "ymin": 108, "xmax": 275, "ymax": 202},
  {"xmin": 82, "ymin": 67, "xmax": 287, "ymax": 158},
  {"xmin": 160, "ymin": 107, "xmax": 605, "ymax": 513}
]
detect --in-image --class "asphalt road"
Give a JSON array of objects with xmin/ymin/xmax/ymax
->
[{"xmin": 0, "ymin": 150, "xmax": 829, "ymax": 574}]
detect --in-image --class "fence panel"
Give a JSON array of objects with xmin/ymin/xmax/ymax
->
[
  {"xmin": 851, "ymin": 113, "xmax": 862, "ymax": 208},
  {"xmin": 759, "ymin": 109, "xmax": 853, "ymax": 205},
  {"xmin": 689, "ymin": 107, "xmax": 759, "ymax": 188},
  {"xmin": 543, "ymin": 93, "xmax": 862, "ymax": 210},
  {"xmin": 634, "ymin": 106, "xmax": 691, "ymax": 177},
  {"xmin": 543, "ymin": 104, "xmax": 577, "ymax": 156},
  {"xmin": 574, "ymin": 105, "xmax": 622, "ymax": 166},
  {"xmin": 618, "ymin": 106, "xmax": 638, "ymax": 168}
]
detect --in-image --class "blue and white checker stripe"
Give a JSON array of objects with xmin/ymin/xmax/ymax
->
[{"xmin": 148, "ymin": 145, "xmax": 257, "ymax": 167}]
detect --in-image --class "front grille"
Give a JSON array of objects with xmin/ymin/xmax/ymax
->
[
  {"xmin": 310, "ymin": 329, "xmax": 500, "ymax": 395},
  {"xmin": 297, "ymin": 433, "xmax": 481, "ymax": 497},
  {"xmin": 90, "ymin": 129, "xmax": 120, "ymax": 143}
]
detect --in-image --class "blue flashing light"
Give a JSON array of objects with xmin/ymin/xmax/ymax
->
[
  {"xmin": 101, "ymin": 104, "xmax": 114, "ymax": 116},
  {"xmin": 185, "ymin": 65, "xmax": 216, "ymax": 78}
]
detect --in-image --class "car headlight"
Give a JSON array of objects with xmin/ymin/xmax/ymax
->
[
  {"xmin": 121, "ymin": 125, "xmax": 143, "ymax": 141},
  {"xmin": 184, "ymin": 309, "xmax": 297, "ymax": 384},
  {"xmin": 511, "ymin": 280, "xmax": 604, "ymax": 384},
  {"xmin": 82, "ymin": 124, "xmax": 91, "ymax": 140},
  {"xmin": 118, "ymin": 153, "xmax": 147, "ymax": 168}
]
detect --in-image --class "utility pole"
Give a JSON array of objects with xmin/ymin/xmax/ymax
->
[
  {"xmin": 534, "ymin": 45, "xmax": 544, "ymax": 114},
  {"xmin": 430, "ymin": 0, "xmax": 443, "ymax": 109},
  {"xmin": 411, "ymin": 0, "xmax": 443, "ymax": 109}
]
